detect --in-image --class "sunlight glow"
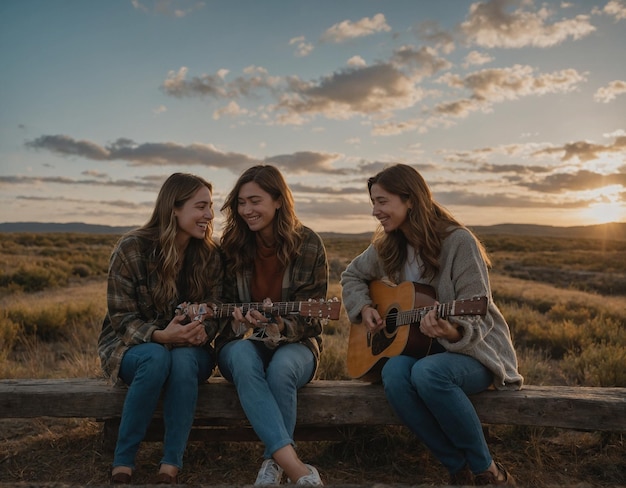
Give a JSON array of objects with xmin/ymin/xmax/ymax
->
[
  {"xmin": 576, "ymin": 185, "xmax": 625, "ymax": 225},
  {"xmin": 581, "ymin": 201, "xmax": 626, "ymax": 224}
]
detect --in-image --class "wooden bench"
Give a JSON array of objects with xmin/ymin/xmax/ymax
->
[{"xmin": 1, "ymin": 378, "xmax": 624, "ymax": 445}]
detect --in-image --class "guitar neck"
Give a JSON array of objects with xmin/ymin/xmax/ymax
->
[
  {"xmin": 398, "ymin": 304, "xmax": 438, "ymax": 325},
  {"xmin": 396, "ymin": 299, "xmax": 482, "ymax": 325},
  {"xmin": 208, "ymin": 298, "xmax": 341, "ymax": 320},
  {"xmin": 212, "ymin": 301, "xmax": 303, "ymax": 318}
]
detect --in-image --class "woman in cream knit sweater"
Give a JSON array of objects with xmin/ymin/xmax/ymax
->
[{"xmin": 341, "ymin": 164, "xmax": 522, "ymax": 486}]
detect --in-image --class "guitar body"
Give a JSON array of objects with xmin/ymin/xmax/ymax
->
[{"xmin": 347, "ymin": 280, "xmax": 438, "ymax": 382}]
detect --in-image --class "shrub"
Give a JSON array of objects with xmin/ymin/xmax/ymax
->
[
  {"xmin": 72, "ymin": 264, "xmax": 91, "ymax": 278},
  {"xmin": 0, "ymin": 312, "xmax": 22, "ymax": 352},
  {"xmin": 7, "ymin": 264, "xmax": 69, "ymax": 292},
  {"xmin": 6, "ymin": 301, "xmax": 103, "ymax": 342},
  {"xmin": 562, "ymin": 343, "xmax": 626, "ymax": 387}
]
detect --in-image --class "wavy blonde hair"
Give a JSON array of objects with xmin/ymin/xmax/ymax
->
[
  {"xmin": 130, "ymin": 173, "xmax": 218, "ymax": 313},
  {"xmin": 368, "ymin": 164, "xmax": 490, "ymax": 280},
  {"xmin": 221, "ymin": 164, "xmax": 303, "ymax": 274}
]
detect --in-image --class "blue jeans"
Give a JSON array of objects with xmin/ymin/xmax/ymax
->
[
  {"xmin": 113, "ymin": 343, "xmax": 213, "ymax": 470},
  {"xmin": 218, "ymin": 340, "xmax": 315, "ymax": 458},
  {"xmin": 381, "ymin": 352, "xmax": 494, "ymax": 476}
]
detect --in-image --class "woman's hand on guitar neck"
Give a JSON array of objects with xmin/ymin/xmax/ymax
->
[
  {"xmin": 419, "ymin": 306, "xmax": 462, "ymax": 343},
  {"xmin": 361, "ymin": 304, "xmax": 384, "ymax": 334}
]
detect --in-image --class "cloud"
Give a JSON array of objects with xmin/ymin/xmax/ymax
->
[
  {"xmin": 289, "ymin": 183, "xmax": 364, "ymax": 195},
  {"xmin": 131, "ymin": 0, "xmax": 206, "ymax": 18},
  {"xmin": 592, "ymin": 0, "xmax": 626, "ymax": 20},
  {"xmin": 532, "ymin": 136, "xmax": 626, "ymax": 162},
  {"xmin": 521, "ymin": 170, "xmax": 626, "ymax": 193},
  {"xmin": 81, "ymin": 170, "xmax": 108, "ymax": 178},
  {"xmin": 463, "ymin": 65, "xmax": 585, "ymax": 102},
  {"xmin": 463, "ymin": 50, "xmax": 494, "ymax": 69},
  {"xmin": 17, "ymin": 194, "xmax": 154, "ymax": 209},
  {"xmin": 24, "ymin": 135, "xmax": 351, "ymax": 175},
  {"xmin": 391, "ymin": 45, "xmax": 451, "ymax": 79},
  {"xmin": 25, "ymin": 135, "xmax": 110, "ymax": 160},
  {"xmin": 482, "ymin": 163, "xmax": 555, "ymax": 175},
  {"xmin": 162, "ymin": 66, "xmax": 279, "ymax": 99},
  {"xmin": 460, "ymin": 0, "xmax": 596, "ymax": 48},
  {"xmin": 434, "ymin": 65, "xmax": 586, "ymax": 117},
  {"xmin": 265, "ymin": 151, "xmax": 346, "ymax": 174},
  {"xmin": 0, "ymin": 174, "xmax": 159, "ymax": 190},
  {"xmin": 412, "ymin": 20, "xmax": 456, "ymax": 54},
  {"xmin": 275, "ymin": 63, "xmax": 424, "ymax": 120},
  {"xmin": 153, "ymin": 105, "xmax": 167, "ymax": 115},
  {"xmin": 347, "ymin": 56, "xmax": 367, "ymax": 67},
  {"xmin": 434, "ymin": 189, "xmax": 567, "ymax": 208},
  {"xmin": 213, "ymin": 101, "xmax": 249, "ymax": 120},
  {"xmin": 289, "ymin": 36, "xmax": 314, "ymax": 57},
  {"xmin": 320, "ymin": 13, "xmax": 391, "ymax": 43},
  {"xmin": 25, "ymin": 135, "xmax": 259, "ymax": 171},
  {"xmin": 594, "ymin": 80, "xmax": 626, "ymax": 103},
  {"xmin": 371, "ymin": 118, "xmax": 425, "ymax": 136}
]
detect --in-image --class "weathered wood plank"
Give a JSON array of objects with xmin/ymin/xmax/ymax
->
[{"xmin": 0, "ymin": 378, "xmax": 624, "ymax": 432}]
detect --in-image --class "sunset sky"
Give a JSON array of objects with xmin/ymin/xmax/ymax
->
[{"xmin": 1, "ymin": 0, "xmax": 625, "ymax": 234}]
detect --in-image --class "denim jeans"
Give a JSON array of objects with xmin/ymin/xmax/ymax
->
[
  {"xmin": 218, "ymin": 340, "xmax": 315, "ymax": 458},
  {"xmin": 381, "ymin": 352, "xmax": 494, "ymax": 476},
  {"xmin": 113, "ymin": 342, "xmax": 213, "ymax": 470}
]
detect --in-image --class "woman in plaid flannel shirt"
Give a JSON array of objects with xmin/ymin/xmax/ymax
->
[
  {"xmin": 216, "ymin": 165, "xmax": 328, "ymax": 486},
  {"xmin": 98, "ymin": 173, "xmax": 223, "ymax": 484}
]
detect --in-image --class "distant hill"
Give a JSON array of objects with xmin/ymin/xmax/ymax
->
[
  {"xmin": 0, "ymin": 222, "xmax": 136, "ymax": 234},
  {"xmin": 1, "ymin": 221, "xmax": 625, "ymax": 241},
  {"xmin": 468, "ymin": 222, "xmax": 626, "ymax": 241}
]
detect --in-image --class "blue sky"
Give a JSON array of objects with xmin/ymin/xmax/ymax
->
[{"xmin": 1, "ymin": 0, "xmax": 625, "ymax": 234}]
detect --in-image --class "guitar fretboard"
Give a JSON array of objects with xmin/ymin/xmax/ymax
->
[
  {"xmin": 212, "ymin": 302, "xmax": 304, "ymax": 318},
  {"xmin": 394, "ymin": 298, "xmax": 486, "ymax": 325},
  {"xmin": 398, "ymin": 303, "xmax": 442, "ymax": 325}
]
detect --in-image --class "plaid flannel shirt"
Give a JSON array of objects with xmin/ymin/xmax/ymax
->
[
  {"xmin": 97, "ymin": 234, "xmax": 224, "ymax": 383},
  {"xmin": 215, "ymin": 226, "xmax": 329, "ymax": 370}
]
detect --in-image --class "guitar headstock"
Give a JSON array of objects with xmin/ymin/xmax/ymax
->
[
  {"xmin": 299, "ymin": 298, "xmax": 341, "ymax": 320},
  {"xmin": 452, "ymin": 296, "xmax": 488, "ymax": 316}
]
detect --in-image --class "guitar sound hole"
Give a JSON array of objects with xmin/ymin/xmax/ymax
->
[
  {"xmin": 371, "ymin": 308, "xmax": 397, "ymax": 355},
  {"xmin": 384, "ymin": 308, "xmax": 398, "ymax": 335}
]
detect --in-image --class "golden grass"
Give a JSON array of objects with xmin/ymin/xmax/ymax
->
[{"xmin": 1, "ymin": 233, "xmax": 625, "ymax": 486}]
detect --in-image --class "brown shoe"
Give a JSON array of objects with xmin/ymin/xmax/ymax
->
[
  {"xmin": 111, "ymin": 471, "xmax": 132, "ymax": 484},
  {"xmin": 475, "ymin": 462, "xmax": 515, "ymax": 486},
  {"xmin": 450, "ymin": 465, "xmax": 474, "ymax": 485},
  {"xmin": 154, "ymin": 472, "xmax": 179, "ymax": 484}
]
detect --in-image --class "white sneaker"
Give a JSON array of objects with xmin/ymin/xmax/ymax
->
[
  {"xmin": 254, "ymin": 459, "xmax": 283, "ymax": 486},
  {"xmin": 295, "ymin": 464, "xmax": 323, "ymax": 486}
]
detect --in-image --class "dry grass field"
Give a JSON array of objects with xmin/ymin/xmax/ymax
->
[{"xmin": 1, "ymin": 231, "xmax": 625, "ymax": 486}]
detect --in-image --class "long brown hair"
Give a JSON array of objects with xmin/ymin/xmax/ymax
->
[
  {"xmin": 368, "ymin": 164, "xmax": 490, "ymax": 280},
  {"xmin": 221, "ymin": 164, "xmax": 303, "ymax": 274},
  {"xmin": 130, "ymin": 173, "xmax": 218, "ymax": 312}
]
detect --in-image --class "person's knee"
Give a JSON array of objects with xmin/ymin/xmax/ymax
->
[
  {"xmin": 268, "ymin": 345, "xmax": 314, "ymax": 388},
  {"xmin": 266, "ymin": 365, "xmax": 301, "ymax": 392},
  {"xmin": 382, "ymin": 356, "xmax": 408, "ymax": 380},
  {"xmin": 170, "ymin": 349, "xmax": 206, "ymax": 380},
  {"xmin": 382, "ymin": 357, "xmax": 411, "ymax": 393},
  {"xmin": 220, "ymin": 341, "xmax": 260, "ymax": 379},
  {"xmin": 410, "ymin": 360, "xmax": 443, "ymax": 394},
  {"xmin": 130, "ymin": 344, "xmax": 171, "ymax": 384}
]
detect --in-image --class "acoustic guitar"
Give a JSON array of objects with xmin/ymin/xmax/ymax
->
[{"xmin": 347, "ymin": 280, "xmax": 487, "ymax": 382}]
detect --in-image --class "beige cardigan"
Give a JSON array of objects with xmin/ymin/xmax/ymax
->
[{"xmin": 340, "ymin": 228, "xmax": 523, "ymax": 390}]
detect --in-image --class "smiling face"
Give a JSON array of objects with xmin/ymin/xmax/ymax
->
[
  {"xmin": 237, "ymin": 181, "xmax": 281, "ymax": 239},
  {"xmin": 174, "ymin": 185, "xmax": 214, "ymax": 246},
  {"xmin": 370, "ymin": 182, "xmax": 411, "ymax": 234}
]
